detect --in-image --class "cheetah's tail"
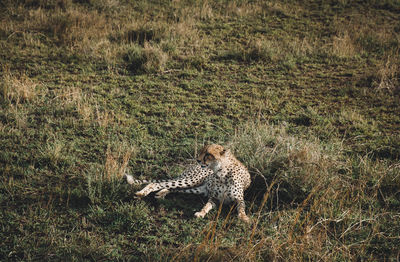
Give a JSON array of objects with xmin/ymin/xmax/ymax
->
[{"xmin": 124, "ymin": 173, "xmax": 169, "ymax": 185}]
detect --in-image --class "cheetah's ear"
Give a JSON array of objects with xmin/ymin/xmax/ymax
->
[{"xmin": 220, "ymin": 148, "xmax": 226, "ymax": 155}]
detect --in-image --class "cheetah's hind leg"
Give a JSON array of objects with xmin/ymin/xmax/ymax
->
[
  {"xmin": 153, "ymin": 184, "xmax": 208, "ymax": 199},
  {"xmin": 135, "ymin": 183, "xmax": 161, "ymax": 198},
  {"xmin": 155, "ymin": 189, "xmax": 170, "ymax": 199},
  {"xmin": 155, "ymin": 183, "xmax": 208, "ymax": 199}
]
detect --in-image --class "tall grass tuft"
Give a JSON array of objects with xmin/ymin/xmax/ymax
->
[
  {"xmin": 375, "ymin": 54, "xmax": 399, "ymax": 92},
  {"xmin": 124, "ymin": 43, "xmax": 168, "ymax": 73},
  {"xmin": 87, "ymin": 140, "xmax": 136, "ymax": 204},
  {"xmin": 1, "ymin": 65, "xmax": 39, "ymax": 105},
  {"xmin": 228, "ymin": 121, "xmax": 343, "ymax": 194},
  {"xmin": 331, "ymin": 30, "xmax": 357, "ymax": 58}
]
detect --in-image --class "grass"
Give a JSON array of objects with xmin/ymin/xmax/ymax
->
[{"xmin": 1, "ymin": 0, "xmax": 400, "ymax": 261}]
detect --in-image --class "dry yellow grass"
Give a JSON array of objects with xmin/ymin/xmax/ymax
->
[
  {"xmin": 376, "ymin": 55, "xmax": 399, "ymax": 92},
  {"xmin": 104, "ymin": 142, "xmax": 136, "ymax": 180},
  {"xmin": 142, "ymin": 42, "xmax": 169, "ymax": 73},
  {"xmin": 94, "ymin": 104, "xmax": 116, "ymax": 129},
  {"xmin": 340, "ymin": 109, "xmax": 371, "ymax": 127},
  {"xmin": 53, "ymin": 85, "xmax": 120, "ymax": 127},
  {"xmin": 42, "ymin": 135, "xmax": 65, "ymax": 165},
  {"xmin": 331, "ymin": 30, "xmax": 357, "ymax": 58},
  {"xmin": 2, "ymin": 65, "xmax": 39, "ymax": 105},
  {"xmin": 243, "ymin": 35, "xmax": 315, "ymax": 64}
]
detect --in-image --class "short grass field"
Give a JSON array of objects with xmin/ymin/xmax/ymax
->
[{"xmin": 1, "ymin": 0, "xmax": 400, "ymax": 261}]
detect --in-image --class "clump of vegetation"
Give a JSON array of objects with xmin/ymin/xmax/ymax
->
[
  {"xmin": 375, "ymin": 55, "xmax": 399, "ymax": 92},
  {"xmin": 124, "ymin": 43, "xmax": 169, "ymax": 73},
  {"xmin": 1, "ymin": 65, "xmax": 39, "ymax": 105},
  {"xmin": 1, "ymin": 0, "xmax": 399, "ymax": 261}
]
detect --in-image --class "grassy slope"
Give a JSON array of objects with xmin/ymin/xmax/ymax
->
[{"xmin": 1, "ymin": 0, "xmax": 399, "ymax": 261}]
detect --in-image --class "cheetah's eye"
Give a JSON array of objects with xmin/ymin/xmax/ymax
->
[{"xmin": 205, "ymin": 153, "xmax": 215, "ymax": 162}]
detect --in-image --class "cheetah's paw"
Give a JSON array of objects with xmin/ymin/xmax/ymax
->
[{"xmin": 194, "ymin": 212, "xmax": 205, "ymax": 218}]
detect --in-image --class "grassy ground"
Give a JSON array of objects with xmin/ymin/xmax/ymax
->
[{"xmin": 1, "ymin": 0, "xmax": 399, "ymax": 261}]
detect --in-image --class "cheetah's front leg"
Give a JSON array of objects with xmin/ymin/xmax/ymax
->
[
  {"xmin": 194, "ymin": 200, "xmax": 215, "ymax": 218},
  {"xmin": 236, "ymin": 199, "xmax": 250, "ymax": 223}
]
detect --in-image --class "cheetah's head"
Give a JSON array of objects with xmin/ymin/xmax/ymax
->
[{"xmin": 197, "ymin": 144, "xmax": 226, "ymax": 172}]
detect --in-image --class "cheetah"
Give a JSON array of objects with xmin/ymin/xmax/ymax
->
[
  {"xmin": 194, "ymin": 144, "xmax": 251, "ymax": 223},
  {"xmin": 126, "ymin": 144, "xmax": 251, "ymax": 223}
]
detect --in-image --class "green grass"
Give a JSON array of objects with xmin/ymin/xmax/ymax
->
[{"xmin": 1, "ymin": 0, "xmax": 400, "ymax": 260}]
